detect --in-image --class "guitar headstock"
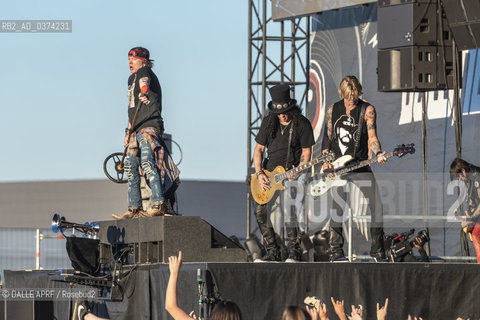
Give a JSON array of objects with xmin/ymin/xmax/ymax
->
[
  {"xmin": 394, "ymin": 143, "xmax": 415, "ymax": 158},
  {"xmin": 321, "ymin": 151, "xmax": 335, "ymax": 163}
]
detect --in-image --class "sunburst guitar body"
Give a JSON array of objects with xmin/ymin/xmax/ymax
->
[{"xmin": 250, "ymin": 152, "xmax": 335, "ymax": 205}]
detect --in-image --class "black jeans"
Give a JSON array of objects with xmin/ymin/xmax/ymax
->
[
  {"xmin": 254, "ymin": 189, "xmax": 302, "ymax": 254},
  {"xmin": 328, "ymin": 168, "xmax": 385, "ymax": 256}
]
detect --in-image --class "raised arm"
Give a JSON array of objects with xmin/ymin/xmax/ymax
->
[{"xmin": 165, "ymin": 251, "xmax": 194, "ymax": 320}]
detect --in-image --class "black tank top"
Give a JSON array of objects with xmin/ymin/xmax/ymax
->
[{"xmin": 330, "ymin": 99, "xmax": 370, "ymax": 161}]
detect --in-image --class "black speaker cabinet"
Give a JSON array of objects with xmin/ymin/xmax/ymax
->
[
  {"xmin": 441, "ymin": 0, "xmax": 480, "ymax": 50},
  {"xmin": 5, "ymin": 301, "xmax": 53, "ymax": 320},
  {"xmin": 99, "ymin": 216, "xmax": 247, "ymax": 264},
  {"xmin": 378, "ymin": 45, "xmax": 459, "ymax": 91},
  {"xmin": 378, "ymin": 0, "xmax": 453, "ymax": 49}
]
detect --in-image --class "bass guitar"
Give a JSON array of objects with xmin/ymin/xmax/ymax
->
[
  {"xmin": 309, "ymin": 144, "xmax": 415, "ymax": 197},
  {"xmin": 251, "ymin": 152, "xmax": 335, "ymax": 205}
]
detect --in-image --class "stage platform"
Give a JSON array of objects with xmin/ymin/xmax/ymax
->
[{"xmin": 3, "ymin": 261, "xmax": 480, "ymax": 319}]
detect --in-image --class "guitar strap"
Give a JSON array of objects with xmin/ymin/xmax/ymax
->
[
  {"xmin": 353, "ymin": 102, "xmax": 367, "ymax": 158},
  {"xmin": 285, "ymin": 122, "xmax": 294, "ymax": 169}
]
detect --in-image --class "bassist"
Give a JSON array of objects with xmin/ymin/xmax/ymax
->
[
  {"xmin": 321, "ymin": 75, "xmax": 387, "ymax": 261},
  {"xmin": 253, "ymin": 84, "xmax": 315, "ymax": 262}
]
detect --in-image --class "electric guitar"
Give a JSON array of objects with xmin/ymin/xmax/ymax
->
[
  {"xmin": 251, "ymin": 152, "xmax": 335, "ymax": 205},
  {"xmin": 309, "ymin": 144, "xmax": 415, "ymax": 197},
  {"xmin": 463, "ymin": 206, "xmax": 478, "ymax": 242}
]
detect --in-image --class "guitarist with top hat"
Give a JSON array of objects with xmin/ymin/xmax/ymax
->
[
  {"xmin": 253, "ymin": 84, "xmax": 315, "ymax": 262},
  {"xmin": 321, "ymin": 75, "xmax": 388, "ymax": 262}
]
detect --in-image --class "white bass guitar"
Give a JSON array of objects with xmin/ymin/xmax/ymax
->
[{"xmin": 309, "ymin": 144, "xmax": 415, "ymax": 197}]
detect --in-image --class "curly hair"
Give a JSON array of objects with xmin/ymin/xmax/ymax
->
[
  {"xmin": 450, "ymin": 158, "xmax": 480, "ymax": 181},
  {"xmin": 263, "ymin": 105, "xmax": 303, "ymax": 141}
]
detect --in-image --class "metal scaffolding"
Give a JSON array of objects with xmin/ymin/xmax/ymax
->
[{"xmin": 246, "ymin": 0, "xmax": 310, "ymax": 238}]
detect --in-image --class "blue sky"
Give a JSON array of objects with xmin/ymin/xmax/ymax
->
[{"xmin": 0, "ymin": 0, "xmax": 248, "ymax": 182}]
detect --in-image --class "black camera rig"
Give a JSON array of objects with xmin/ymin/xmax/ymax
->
[{"xmin": 386, "ymin": 229, "xmax": 430, "ymax": 262}]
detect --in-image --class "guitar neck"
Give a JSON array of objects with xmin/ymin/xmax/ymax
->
[
  {"xmin": 276, "ymin": 157, "xmax": 327, "ymax": 182},
  {"xmin": 335, "ymin": 151, "xmax": 395, "ymax": 175}
]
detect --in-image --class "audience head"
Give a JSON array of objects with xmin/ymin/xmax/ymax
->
[
  {"xmin": 209, "ymin": 300, "xmax": 242, "ymax": 320},
  {"xmin": 282, "ymin": 305, "xmax": 308, "ymax": 320}
]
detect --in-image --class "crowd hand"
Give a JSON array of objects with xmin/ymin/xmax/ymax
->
[
  {"xmin": 188, "ymin": 311, "xmax": 201, "ymax": 320},
  {"xmin": 306, "ymin": 306, "xmax": 319, "ymax": 320},
  {"xmin": 168, "ymin": 251, "xmax": 182, "ymax": 275},
  {"xmin": 258, "ymin": 173, "xmax": 271, "ymax": 191},
  {"xmin": 377, "ymin": 152, "xmax": 387, "ymax": 164},
  {"xmin": 331, "ymin": 297, "xmax": 347, "ymax": 320},
  {"xmin": 376, "ymin": 298, "xmax": 388, "ymax": 320},
  {"xmin": 306, "ymin": 302, "xmax": 329, "ymax": 320},
  {"xmin": 138, "ymin": 93, "xmax": 150, "ymax": 105},
  {"xmin": 348, "ymin": 313, "xmax": 362, "ymax": 320},
  {"xmin": 350, "ymin": 304, "xmax": 363, "ymax": 319},
  {"xmin": 407, "ymin": 315, "xmax": 423, "ymax": 320}
]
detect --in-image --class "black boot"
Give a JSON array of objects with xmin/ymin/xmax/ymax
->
[
  {"xmin": 329, "ymin": 227, "xmax": 347, "ymax": 262},
  {"xmin": 285, "ymin": 227, "xmax": 301, "ymax": 262},
  {"xmin": 370, "ymin": 228, "xmax": 387, "ymax": 262},
  {"xmin": 254, "ymin": 204, "xmax": 281, "ymax": 262},
  {"xmin": 259, "ymin": 229, "xmax": 282, "ymax": 262}
]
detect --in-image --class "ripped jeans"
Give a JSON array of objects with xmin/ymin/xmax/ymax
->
[{"xmin": 124, "ymin": 133, "xmax": 165, "ymax": 209}]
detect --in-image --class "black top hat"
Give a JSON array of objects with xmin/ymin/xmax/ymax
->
[{"xmin": 268, "ymin": 84, "xmax": 297, "ymax": 113}]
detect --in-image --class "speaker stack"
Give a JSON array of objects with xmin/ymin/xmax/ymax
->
[
  {"xmin": 441, "ymin": 0, "xmax": 480, "ymax": 50},
  {"xmin": 377, "ymin": 0, "xmax": 458, "ymax": 91}
]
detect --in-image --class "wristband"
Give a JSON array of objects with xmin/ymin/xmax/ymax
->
[
  {"xmin": 255, "ymin": 171, "xmax": 265, "ymax": 178},
  {"xmin": 376, "ymin": 151, "xmax": 383, "ymax": 156}
]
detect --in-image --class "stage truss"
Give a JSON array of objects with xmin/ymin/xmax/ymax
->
[{"xmin": 246, "ymin": 0, "xmax": 310, "ymax": 237}]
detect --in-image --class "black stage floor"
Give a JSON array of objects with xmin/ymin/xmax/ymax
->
[{"xmin": 3, "ymin": 262, "xmax": 480, "ymax": 320}]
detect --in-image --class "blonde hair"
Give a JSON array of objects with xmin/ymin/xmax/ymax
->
[{"xmin": 338, "ymin": 75, "xmax": 363, "ymax": 99}]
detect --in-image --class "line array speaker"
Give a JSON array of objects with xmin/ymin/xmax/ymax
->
[
  {"xmin": 441, "ymin": 0, "xmax": 480, "ymax": 50},
  {"xmin": 378, "ymin": 45, "xmax": 459, "ymax": 91}
]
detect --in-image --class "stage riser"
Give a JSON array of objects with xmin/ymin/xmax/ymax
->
[{"xmin": 99, "ymin": 216, "xmax": 248, "ymax": 263}]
